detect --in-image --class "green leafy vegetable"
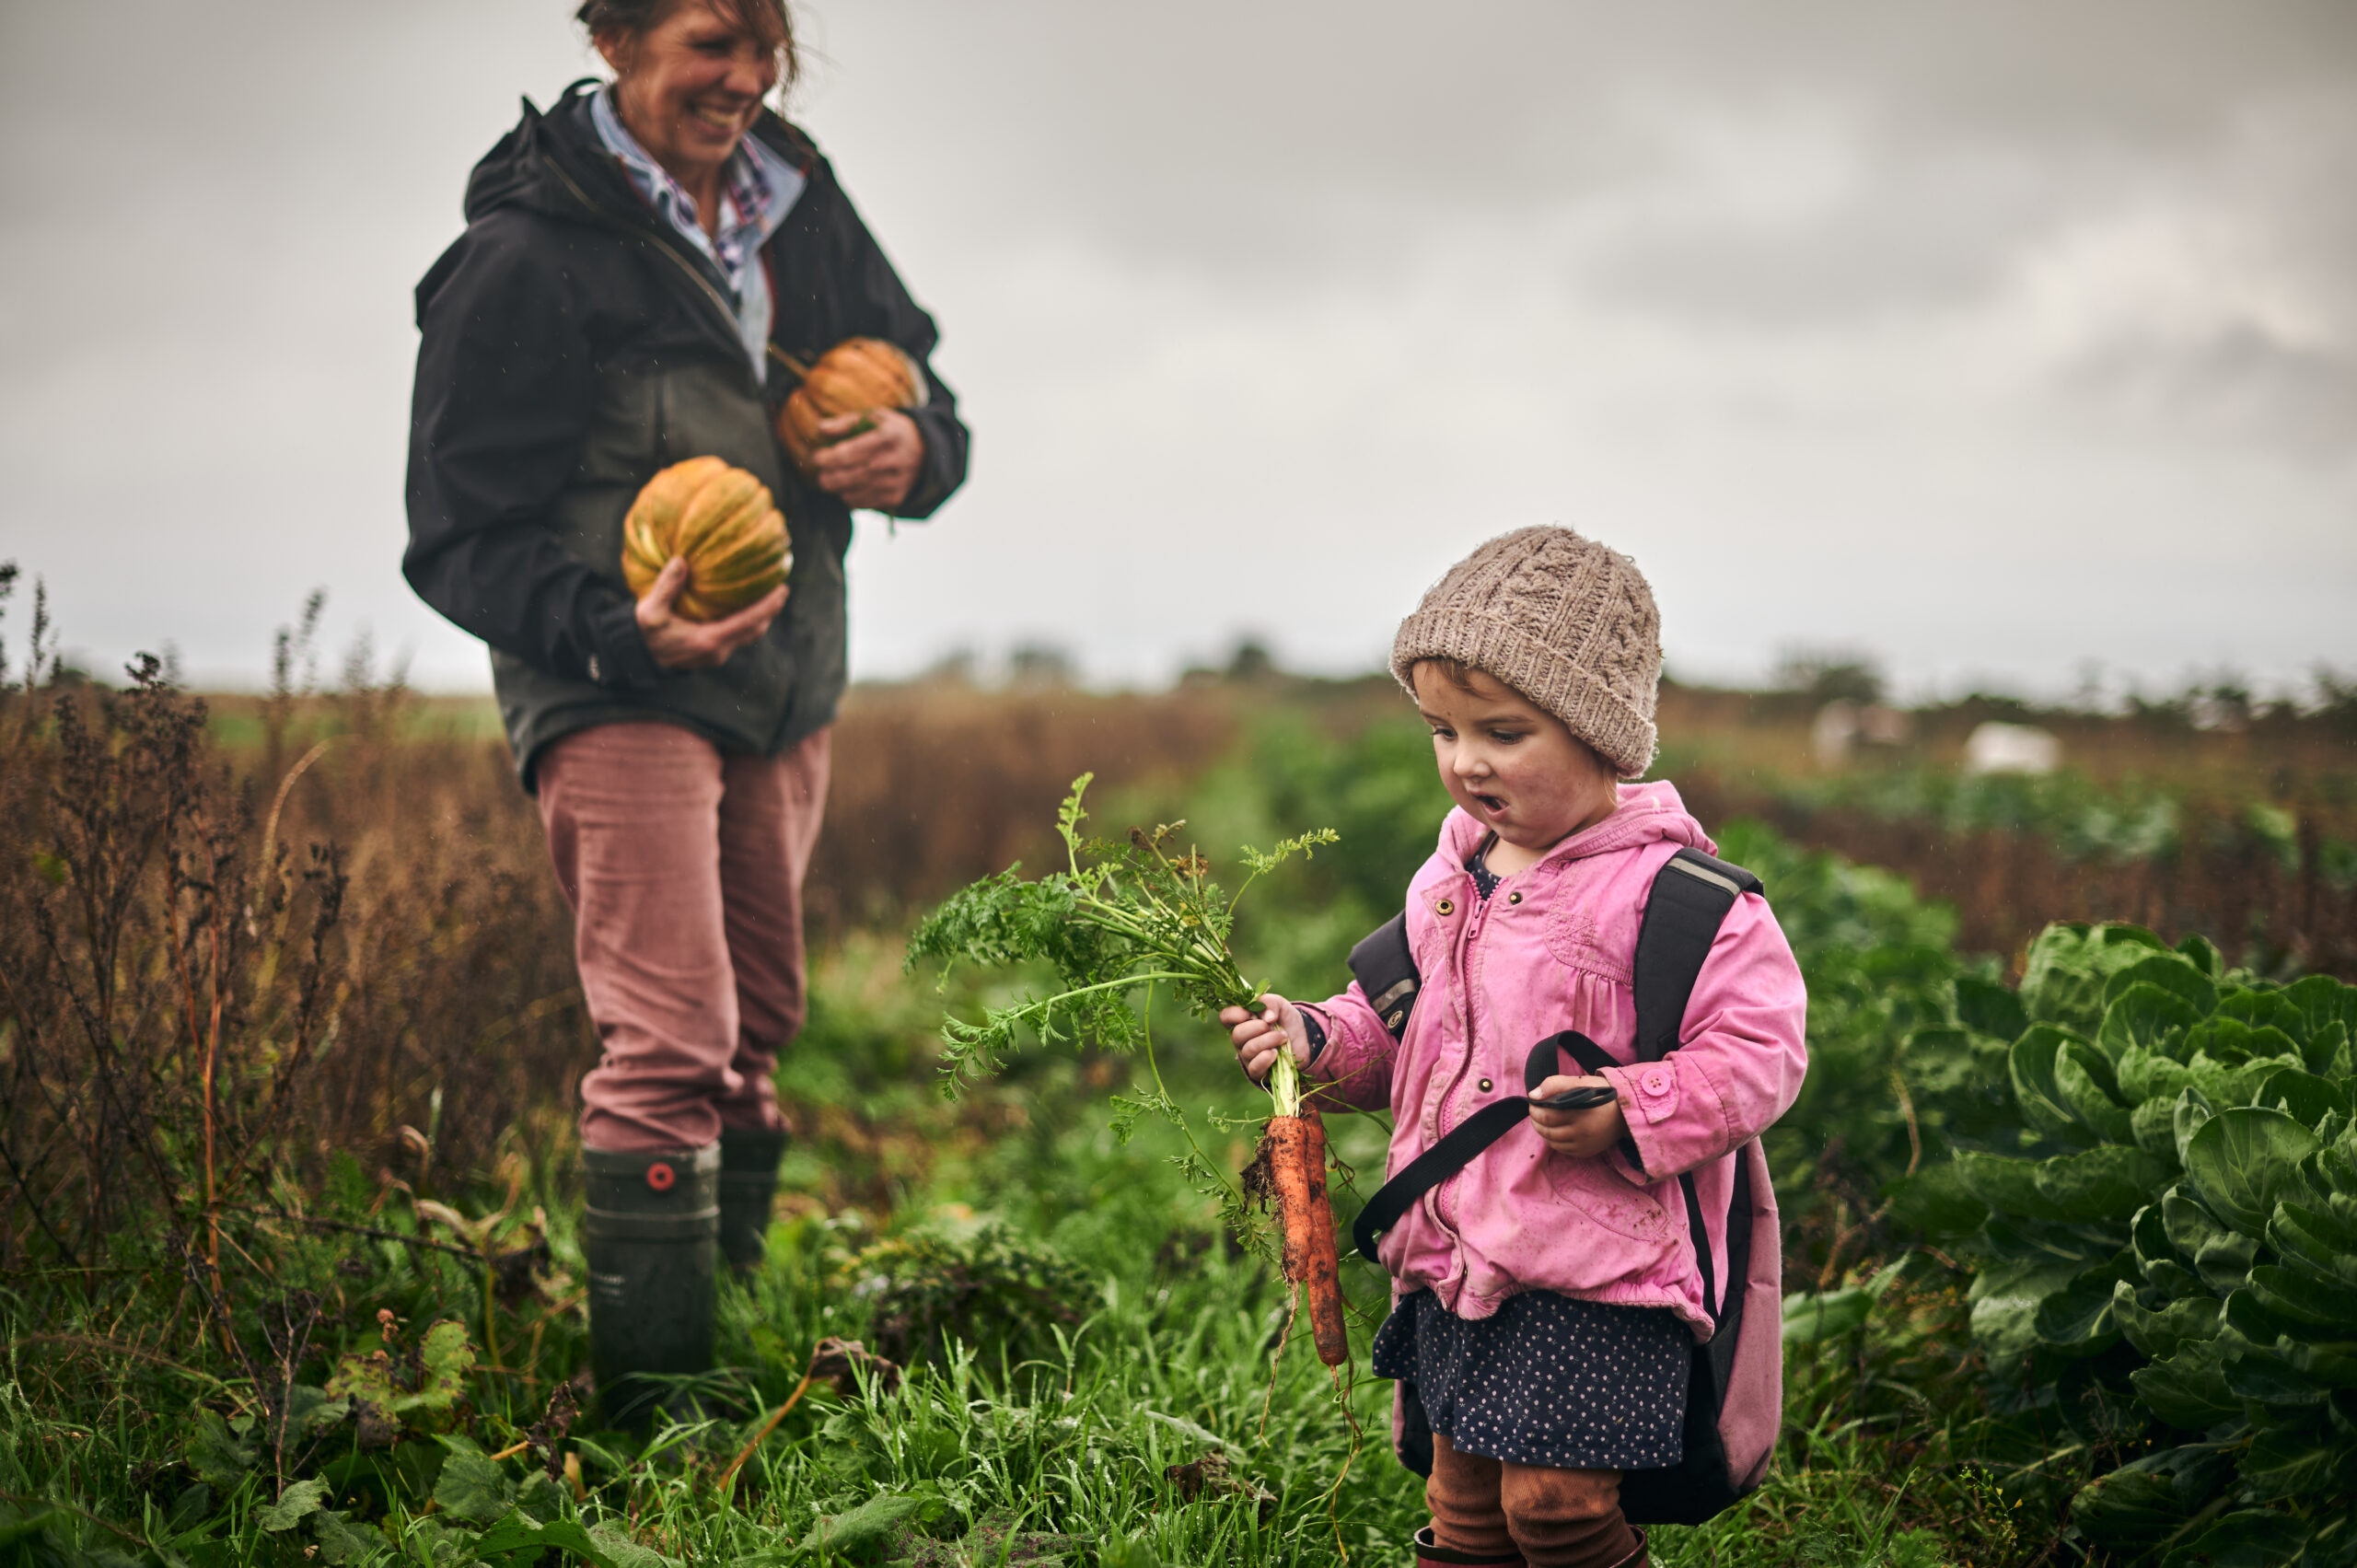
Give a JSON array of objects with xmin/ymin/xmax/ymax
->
[{"xmin": 907, "ymin": 773, "xmax": 1335, "ymax": 1102}]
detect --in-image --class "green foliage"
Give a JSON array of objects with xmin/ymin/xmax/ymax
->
[
  {"xmin": 906, "ymin": 773, "xmax": 1334, "ymax": 1089},
  {"xmin": 1931, "ymin": 921, "xmax": 2357, "ymax": 1561},
  {"xmin": 839, "ymin": 1221, "xmax": 1097, "ymax": 1376}
]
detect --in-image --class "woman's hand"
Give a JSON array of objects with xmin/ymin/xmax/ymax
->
[
  {"xmin": 1223, "ymin": 993, "xmax": 1311, "ymax": 1085},
  {"xmin": 811, "ymin": 409, "xmax": 923, "ymax": 510},
  {"xmin": 1528, "ymin": 1075, "xmax": 1628, "ymax": 1160},
  {"xmin": 634, "ymin": 557, "xmax": 788, "ymax": 670}
]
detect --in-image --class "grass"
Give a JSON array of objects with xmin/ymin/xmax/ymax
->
[{"xmin": 0, "ymin": 946, "xmax": 2032, "ymax": 1567}]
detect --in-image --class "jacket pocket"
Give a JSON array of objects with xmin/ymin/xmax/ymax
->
[{"xmin": 1543, "ymin": 1149, "xmax": 1671, "ymax": 1243}]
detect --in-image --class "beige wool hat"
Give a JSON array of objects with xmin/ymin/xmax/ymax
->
[{"xmin": 1390, "ymin": 526, "xmax": 1664, "ymax": 777}]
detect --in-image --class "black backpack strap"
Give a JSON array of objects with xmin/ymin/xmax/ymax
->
[
  {"xmin": 1349, "ymin": 912, "xmax": 1421, "ymax": 1042},
  {"xmin": 1352, "ymin": 1031, "xmax": 1610, "ymax": 1260},
  {"xmin": 1635, "ymin": 846, "xmax": 1761, "ymax": 1318},
  {"xmin": 1632, "ymin": 849, "xmax": 1762, "ymax": 1064}
]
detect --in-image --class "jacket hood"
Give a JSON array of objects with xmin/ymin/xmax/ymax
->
[
  {"xmin": 1435, "ymin": 779, "xmax": 1714, "ymax": 867},
  {"xmin": 460, "ymin": 79, "xmax": 824, "ymax": 227},
  {"xmin": 460, "ymin": 81, "xmax": 625, "ymax": 226}
]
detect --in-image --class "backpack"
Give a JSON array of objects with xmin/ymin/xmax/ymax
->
[{"xmin": 1344, "ymin": 845, "xmax": 1785, "ymax": 1527}]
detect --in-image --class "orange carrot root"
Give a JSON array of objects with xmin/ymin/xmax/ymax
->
[{"xmin": 1267, "ymin": 1111, "xmax": 1350, "ymax": 1367}]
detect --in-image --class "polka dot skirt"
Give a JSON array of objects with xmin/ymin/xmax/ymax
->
[{"xmin": 1371, "ymin": 1288, "xmax": 1690, "ymax": 1470}]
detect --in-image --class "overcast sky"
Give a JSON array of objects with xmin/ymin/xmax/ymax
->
[{"xmin": 3, "ymin": 1, "xmax": 2352, "ymax": 699}]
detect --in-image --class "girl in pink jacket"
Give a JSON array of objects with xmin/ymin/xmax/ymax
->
[{"xmin": 1225, "ymin": 528, "xmax": 1807, "ymax": 1568}]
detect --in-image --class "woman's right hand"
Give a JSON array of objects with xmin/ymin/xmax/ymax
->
[
  {"xmin": 634, "ymin": 557, "xmax": 789, "ymax": 670},
  {"xmin": 1223, "ymin": 993, "xmax": 1311, "ymax": 1085}
]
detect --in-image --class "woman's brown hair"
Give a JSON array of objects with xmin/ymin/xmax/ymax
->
[{"xmin": 576, "ymin": 0, "xmax": 800, "ymax": 92}]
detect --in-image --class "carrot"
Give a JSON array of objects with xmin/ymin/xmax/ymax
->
[{"xmin": 1264, "ymin": 1109, "xmax": 1349, "ymax": 1367}]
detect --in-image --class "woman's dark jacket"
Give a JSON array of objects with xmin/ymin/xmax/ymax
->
[{"xmin": 404, "ymin": 81, "xmax": 967, "ymax": 785}]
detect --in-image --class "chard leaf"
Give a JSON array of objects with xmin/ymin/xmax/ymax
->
[
  {"xmin": 2216, "ymin": 987, "xmax": 2309, "ymax": 1045},
  {"xmin": 2032, "ymin": 1267, "xmax": 2126, "ymax": 1353},
  {"xmin": 2100, "ymin": 981, "xmax": 2204, "ymax": 1063},
  {"xmin": 2255, "ymin": 1067, "xmax": 2351, "ymax": 1132},
  {"xmin": 1968, "ymin": 1260, "xmax": 2081, "ymax": 1382},
  {"xmin": 2249, "ymin": 1264, "xmax": 2357, "ymax": 1330},
  {"xmin": 1954, "ymin": 971, "xmax": 2028, "ymax": 1043},
  {"xmin": 2175, "ymin": 933, "xmax": 2224, "ymax": 978},
  {"xmin": 2283, "ymin": 1333, "xmax": 2357, "ymax": 1389},
  {"xmin": 2056, "ymin": 1040, "xmax": 2134, "ymax": 1142},
  {"xmin": 2012, "ymin": 1027, "xmax": 2090, "ymax": 1138},
  {"xmin": 2033, "ymin": 1144, "xmax": 2172, "ymax": 1225},
  {"xmin": 2119, "ymin": 1045, "xmax": 2195, "ymax": 1109},
  {"xmin": 2102, "ymin": 956, "xmax": 2219, "ymax": 1020},
  {"xmin": 2174, "ymin": 1087, "xmax": 2215, "ymax": 1168},
  {"xmin": 2022, "ymin": 923, "xmax": 2166, "ymax": 1034},
  {"xmin": 2185, "ymin": 1108, "xmax": 2322, "ymax": 1238},
  {"xmin": 2072, "ymin": 1444, "xmax": 2234, "ymax": 1542},
  {"xmin": 2129, "ymin": 1337, "xmax": 2240, "ymax": 1429},
  {"xmin": 2130, "ymin": 1097, "xmax": 2184, "ymax": 1161},
  {"xmin": 2237, "ymin": 1427, "xmax": 2357, "ymax": 1501},
  {"xmin": 2158, "ymin": 1509, "xmax": 2306, "ymax": 1567},
  {"xmin": 2110, "ymin": 1279, "xmax": 2220, "ymax": 1360},
  {"xmin": 2163, "ymin": 1186, "xmax": 2258, "ymax": 1293},
  {"xmin": 2282, "ymin": 975, "xmax": 2357, "ymax": 1059},
  {"xmin": 2267, "ymin": 1200, "xmax": 2357, "ymax": 1289}
]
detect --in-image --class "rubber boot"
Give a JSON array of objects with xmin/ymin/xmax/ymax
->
[
  {"xmin": 1412, "ymin": 1527, "xmax": 1527, "ymax": 1567},
  {"xmin": 717, "ymin": 1124, "xmax": 790, "ymax": 1272},
  {"xmin": 583, "ymin": 1144, "xmax": 719, "ymax": 1430}
]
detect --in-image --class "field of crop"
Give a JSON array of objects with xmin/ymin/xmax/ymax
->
[{"xmin": 6, "ymin": 602, "xmax": 2357, "ymax": 1566}]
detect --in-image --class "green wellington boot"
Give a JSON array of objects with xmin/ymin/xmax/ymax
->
[
  {"xmin": 717, "ymin": 1124, "xmax": 790, "ymax": 1272},
  {"xmin": 583, "ymin": 1144, "xmax": 719, "ymax": 1430}
]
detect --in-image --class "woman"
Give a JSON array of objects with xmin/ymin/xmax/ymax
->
[{"xmin": 403, "ymin": 0, "xmax": 968, "ymax": 1423}]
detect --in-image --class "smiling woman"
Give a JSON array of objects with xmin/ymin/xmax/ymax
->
[{"xmin": 400, "ymin": 0, "xmax": 970, "ymax": 1428}]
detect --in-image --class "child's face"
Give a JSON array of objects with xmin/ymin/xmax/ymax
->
[{"xmin": 1412, "ymin": 664, "xmax": 1621, "ymax": 856}]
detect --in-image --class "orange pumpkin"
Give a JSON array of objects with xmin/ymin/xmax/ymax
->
[
  {"xmin": 773, "ymin": 338, "xmax": 927, "ymax": 480},
  {"xmin": 620, "ymin": 457, "xmax": 792, "ymax": 622}
]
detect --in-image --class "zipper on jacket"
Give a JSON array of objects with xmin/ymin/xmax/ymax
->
[
  {"xmin": 539, "ymin": 151, "xmax": 753, "ymax": 366},
  {"xmin": 1431, "ymin": 877, "xmax": 1491, "ymax": 1243}
]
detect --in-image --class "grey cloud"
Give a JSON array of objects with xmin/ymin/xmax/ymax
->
[{"xmin": 2061, "ymin": 324, "xmax": 2357, "ymax": 454}]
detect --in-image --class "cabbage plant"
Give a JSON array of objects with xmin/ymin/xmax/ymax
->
[{"xmin": 1948, "ymin": 923, "xmax": 2357, "ymax": 1565}]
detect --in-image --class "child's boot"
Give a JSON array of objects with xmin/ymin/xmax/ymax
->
[
  {"xmin": 717, "ymin": 1123, "xmax": 790, "ymax": 1271},
  {"xmin": 1412, "ymin": 1526, "xmax": 1527, "ymax": 1566},
  {"xmin": 583, "ymin": 1144, "xmax": 719, "ymax": 1429}
]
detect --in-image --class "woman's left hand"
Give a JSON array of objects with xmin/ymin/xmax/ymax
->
[
  {"xmin": 812, "ymin": 409, "xmax": 923, "ymax": 510},
  {"xmin": 1528, "ymin": 1075, "xmax": 1628, "ymax": 1160}
]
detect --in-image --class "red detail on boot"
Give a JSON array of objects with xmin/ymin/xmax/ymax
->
[{"xmin": 645, "ymin": 1162, "xmax": 676, "ymax": 1192}]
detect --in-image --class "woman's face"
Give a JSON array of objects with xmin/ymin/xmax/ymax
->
[{"xmin": 598, "ymin": 1, "xmax": 779, "ymax": 186}]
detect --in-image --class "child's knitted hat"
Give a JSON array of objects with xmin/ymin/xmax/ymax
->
[{"xmin": 1390, "ymin": 526, "xmax": 1663, "ymax": 777}]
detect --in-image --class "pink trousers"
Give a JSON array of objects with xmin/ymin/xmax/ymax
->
[{"xmin": 536, "ymin": 721, "xmax": 831, "ymax": 1152}]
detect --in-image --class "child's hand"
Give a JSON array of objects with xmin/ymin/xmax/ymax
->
[
  {"xmin": 1529, "ymin": 1075, "xmax": 1627, "ymax": 1160},
  {"xmin": 1222, "ymin": 993, "xmax": 1311, "ymax": 1085}
]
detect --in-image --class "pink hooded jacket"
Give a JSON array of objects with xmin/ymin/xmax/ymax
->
[{"xmin": 1303, "ymin": 781, "xmax": 1808, "ymax": 1337}]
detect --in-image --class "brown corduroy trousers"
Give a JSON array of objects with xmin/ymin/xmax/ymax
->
[
  {"xmin": 1427, "ymin": 1434, "xmax": 1642, "ymax": 1568},
  {"xmin": 536, "ymin": 722, "xmax": 830, "ymax": 1153}
]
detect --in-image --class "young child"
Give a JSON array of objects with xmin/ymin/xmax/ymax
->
[{"xmin": 1224, "ymin": 528, "xmax": 1807, "ymax": 1568}]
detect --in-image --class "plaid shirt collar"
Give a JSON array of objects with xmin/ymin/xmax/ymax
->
[{"xmin": 589, "ymin": 85, "xmax": 799, "ymax": 291}]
